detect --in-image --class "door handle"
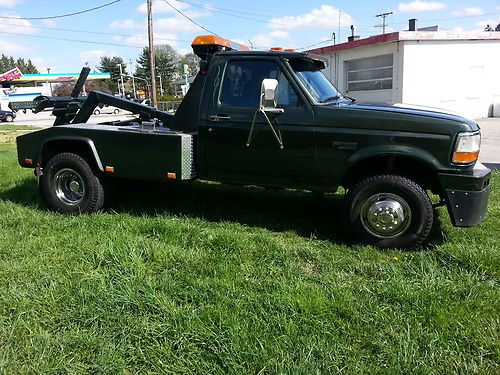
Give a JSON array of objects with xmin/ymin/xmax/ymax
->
[{"xmin": 209, "ymin": 114, "xmax": 231, "ymax": 122}]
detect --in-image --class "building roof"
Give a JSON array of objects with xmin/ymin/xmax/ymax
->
[{"xmin": 307, "ymin": 31, "xmax": 500, "ymax": 55}]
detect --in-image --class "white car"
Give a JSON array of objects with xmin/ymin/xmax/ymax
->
[{"xmin": 93, "ymin": 105, "xmax": 121, "ymax": 116}]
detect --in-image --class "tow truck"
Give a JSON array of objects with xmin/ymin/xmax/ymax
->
[{"xmin": 16, "ymin": 35, "xmax": 491, "ymax": 249}]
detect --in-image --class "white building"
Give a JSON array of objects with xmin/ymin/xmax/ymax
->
[{"xmin": 308, "ymin": 31, "xmax": 500, "ymax": 119}]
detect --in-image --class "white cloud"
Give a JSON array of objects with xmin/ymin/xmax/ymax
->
[
  {"xmin": 476, "ymin": 19, "xmax": 498, "ymax": 28},
  {"xmin": 109, "ymin": 19, "xmax": 143, "ymax": 30},
  {"xmin": 452, "ymin": 7, "xmax": 484, "ymax": 16},
  {"xmin": 0, "ymin": 14, "xmax": 36, "ymax": 34},
  {"xmin": 0, "ymin": 38, "xmax": 27, "ymax": 54},
  {"xmin": 136, "ymin": 0, "xmax": 189, "ymax": 14},
  {"xmin": 79, "ymin": 50, "xmax": 107, "ymax": 68},
  {"xmin": 244, "ymin": 30, "xmax": 292, "ymax": 49},
  {"xmin": 268, "ymin": 5, "xmax": 353, "ymax": 30},
  {"xmin": 397, "ymin": 1, "xmax": 446, "ymax": 13},
  {"xmin": 0, "ymin": 0, "xmax": 22, "ymax": 8},
  {"xmin": 156, "ymin": 17, "xmax": 201, "ymax": 33},
  {"xmin": 125, "ymin": 32, "xmax": 179, "ymax": 48},
  {"xmin": 41, "ymin": 19, "xmax": 56, "ymax": 27}
]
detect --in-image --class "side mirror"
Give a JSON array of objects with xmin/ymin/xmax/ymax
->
[{"xmin": 260, "ymin": 78, "xmax": 279, "ymax": 110}]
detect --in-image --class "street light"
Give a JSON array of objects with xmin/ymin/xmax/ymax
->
[
  {"xmin": 129, "ymin": 59, "xmax": 137, "ymax": 99},
  {"xmin": 157, "ymin": 74, "xmax": 164, "ymax": 97},
  {"xmin": 117, "ymin": 63, "xmax": 125, "ymax": 97},
  {"xmin": 46, "ymin": 67, "xmax": 52, "ymax": 95}
]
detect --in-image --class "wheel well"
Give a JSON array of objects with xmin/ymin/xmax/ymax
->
[
  {"xmin": 41, "ymin": 140, "xmax": 99, "ymax": 171},
  {"xmin": 341, "ymin": 156, "xmax": 440, "ymax": 193}
]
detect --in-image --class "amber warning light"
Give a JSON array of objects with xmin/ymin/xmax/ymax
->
[{"xmin": 191, "ymin": 35, "xmax": 250, "ymax": 59}]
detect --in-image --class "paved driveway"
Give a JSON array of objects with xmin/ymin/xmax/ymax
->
[{"xmin": 477, "ymin": 118, "xmax": 500, "ymax": 169}]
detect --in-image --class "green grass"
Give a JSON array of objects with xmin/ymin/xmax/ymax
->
[{"xmin": 0, "ymin": 138, "xmax": 499, "ymax": 374}]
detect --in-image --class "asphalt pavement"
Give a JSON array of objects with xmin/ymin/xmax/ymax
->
[
  {"xmin": 10, "ymin": 110, "xmax": 132, "ymax": 128},
  {"xmin": 476, "ymin": 118, "xmax": 500, "ymax": 170},
  {"xmin": 5, "ymin": 111, "xmax": 500, "ymax": 169}
]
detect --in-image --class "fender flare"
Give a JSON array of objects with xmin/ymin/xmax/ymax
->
[{"xmin": 40, "ymin": 136, "xmax": 104, "ymax": 172}]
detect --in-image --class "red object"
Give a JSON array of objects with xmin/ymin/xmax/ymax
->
[{"xmin": 0, "ymin": 67, "xmax": 23, "ymax": 82}]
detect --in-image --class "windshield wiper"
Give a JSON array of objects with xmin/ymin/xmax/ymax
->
[
  {"xmin": 319, "ymin": 95, "xmax": 341, "ymax": 103},
  {"xmin": 343, "ymin": 95, "xmax": 356, "ymax": 102}
]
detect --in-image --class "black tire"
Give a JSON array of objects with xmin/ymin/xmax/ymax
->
[
  {"xmin": 40, "ymin": 153, "xmax": 104, "ymax": 214},
  {"xmin": 4, "ymin": 114, "xmax": 13, "ymax": 122},
  {"xmin": 93, "ymin": 109, "xmax": 100, "ymax": 116},
  {"xmin": 113, "ymin": 109, "xmax": 120, "ymax": 114},
  {"xmin": 344, "ymin": 175, "xmax": 433, "ymax": 249}
]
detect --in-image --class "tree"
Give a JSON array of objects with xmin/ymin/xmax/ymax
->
[
  {"xmin": 0, "ymin": 54, "xmax": 39, "ymax": 73},
  {"xmin": 97, "ymin": 56, "xmax": 128, "ymax": 95},
  {"xmin": 52, "ymin": 80, "xmax": 112, "ymax": 96},
  {"xmin": 136, "ymin": 44, "xmax": 178, "ymax": 95},
  {"xmin": 178, "ymin": 53, "xmax": 200, "ymax": 78}
]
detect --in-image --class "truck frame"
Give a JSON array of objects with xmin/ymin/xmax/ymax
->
[{"xmin": 16, "ymin": 35, "xmax": 491, "ymax": 249}]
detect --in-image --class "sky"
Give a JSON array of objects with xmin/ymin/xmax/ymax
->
[{"xmin": 0, "ymin": 0, "xmax": 499, "ymax": 74}]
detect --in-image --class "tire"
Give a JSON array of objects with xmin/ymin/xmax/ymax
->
[
  {"xmin": 113, "ymin": 109, "xmax": 120, "ymax": 114},
  {"xmin": 40, "ymin": 153, "xmax": 104, "ymax": 214},
  {"xmin": 344, "ymin": 175, "xmax": 433, "ymax": 249},
  {"xmin": 93, "ymin": 109, "xmax": 100, "ymax": 116},
  {"xmin": 4, "ymin": 114, "xmax": 13, "ymax": 122}
]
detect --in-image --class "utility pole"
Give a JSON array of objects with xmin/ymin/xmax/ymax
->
[
  {"xmin": 147, "ymin": 0, "xmax": 157, "ymax": 108},
  {"xmin": 375, "ymin": 12, "xmax": 393, "ymax": 34},
  {"xmin": 129, "ymin": 59, "xmax": 137, "ymax": 99},
  {"xmin": 117, "ymin": 63, "xmax": 125, "ymax": 97}
]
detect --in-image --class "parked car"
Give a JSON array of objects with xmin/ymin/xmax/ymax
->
[
  {"xmin": 92, "ymin": 105, "xmax": 121, "ymax": 116},
  {"xmin": 0, "ymin": 109, "xmax": 15, "ymax": 122}
]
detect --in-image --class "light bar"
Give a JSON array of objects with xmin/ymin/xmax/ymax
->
[{"xmin": 191, "ymin": 35, "xmax": 250, "ymax": 59}]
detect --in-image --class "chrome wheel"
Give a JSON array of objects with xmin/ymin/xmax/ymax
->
[
  {"xmin": 360, "ymin": 193, "xmax": 412, "ymax": 238},
  {"xmin": 54, "ymin": 168, "xmax": 85, "ymax": 205}
]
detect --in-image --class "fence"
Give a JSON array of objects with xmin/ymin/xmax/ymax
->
[{"xmin": 157, "ymin": 101, "xmax": 182, "ymax": 112}]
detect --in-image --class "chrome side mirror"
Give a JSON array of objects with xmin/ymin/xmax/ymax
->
[{"xmin": 260, "ymin": 78, "xmax": 279, "ymax": 110}]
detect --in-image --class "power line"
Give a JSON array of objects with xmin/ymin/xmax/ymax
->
[
  {"xmin": 0, "ymin": 30, "xmax": 143, "ymax": 49},
  {"xmin": 0, "ymin": 20, "xmax": 191, "ymax": 43},
  {"xmin": 161, "ymin": 0, "xmax": 220, "ymax": 37},
  {"xmin": 0, "ymin": 0, "xmax": 123, "ymax": 20}
]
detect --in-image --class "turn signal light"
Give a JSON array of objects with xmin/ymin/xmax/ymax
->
[{"xmin": 452, "ymin": 132, "xmax": 481, "ymax": 164}]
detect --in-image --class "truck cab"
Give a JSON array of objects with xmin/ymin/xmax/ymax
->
[{"xmin": 16, "ymin": 35, "xmax": 491, "ymax": 249}]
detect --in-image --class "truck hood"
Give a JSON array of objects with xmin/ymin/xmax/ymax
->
[{"xmin": 339, "ymin": 101, "xmax": 478, "ymax": 128}]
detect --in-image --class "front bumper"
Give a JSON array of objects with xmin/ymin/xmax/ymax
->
[{"xmin": 438, "ymin": 162, "xmax": 491, "ymax": 227}]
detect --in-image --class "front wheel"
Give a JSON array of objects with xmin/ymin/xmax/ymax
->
[
  {"xmin": 4, "ymin": 114, "xmax": 14, "ymax": 122},
  {"xmin": 344, "ymin": 175, "xmax": 433, "ymax": 249},
  {"xmin": 40, "ymin": 153, "xmax": 104, "ymax": 214}
]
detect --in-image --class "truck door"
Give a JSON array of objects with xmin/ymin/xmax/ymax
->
[{"xmin": 203, "ymin": 58, "xmax": 315, "ymax": 186}]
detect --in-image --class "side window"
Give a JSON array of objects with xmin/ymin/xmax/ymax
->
[{"xmin": 220, "ymin": 60, "xmax": 302, "ymax": 108}]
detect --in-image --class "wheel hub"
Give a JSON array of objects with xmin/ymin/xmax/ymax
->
[
  {"xmin": 361, "ymin": 193, "xmax": 411, "ymax": 238},
  {"xmin": 54, "ymin": 168, "xmax": 85, "ymax": 205}
]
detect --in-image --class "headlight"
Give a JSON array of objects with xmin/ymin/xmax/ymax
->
[{"xmin": 452, "ymin": 131, "xmax": 481, "ymax": 164}]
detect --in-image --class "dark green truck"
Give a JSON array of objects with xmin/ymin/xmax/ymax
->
[{"xmin": 16, "ymin": 35, "xmax": 491, "ymax": 249}]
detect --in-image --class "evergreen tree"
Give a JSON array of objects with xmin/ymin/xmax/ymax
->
[
  {"xmin": 0, "ymin": 54, "xmax": 39, "ymax": 73},
  {"xmin": 97, "ymin": 56, "xmax": 128, "ymax": 95},
  {"xmin": 136, "ymin": 45, "xmax": 179, "ymax": 95}
]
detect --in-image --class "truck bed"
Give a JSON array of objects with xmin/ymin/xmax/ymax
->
[{"xmin": 17, "ymin": 122, "xmax": 197, "ymax": 182}]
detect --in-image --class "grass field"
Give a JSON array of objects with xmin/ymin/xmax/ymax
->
[{"xmin": 0, "ymin": 136, "xmax": 499, "ymax": 374}]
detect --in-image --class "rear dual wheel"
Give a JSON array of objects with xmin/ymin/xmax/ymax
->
[
  {"xmin": 41, "ymin": 153, "xmax": 104, "ymax": 214},
  {"xmin": 344, "ymin": 175, "xmax": 433, "ymax": 249}
]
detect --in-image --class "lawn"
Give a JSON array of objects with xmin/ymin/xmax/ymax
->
[{"xmin": 0, "ymin": 136, "xmax": 499, "ymax": 374}]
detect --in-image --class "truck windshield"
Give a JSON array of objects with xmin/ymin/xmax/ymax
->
[{"xmin": 290, "ymin": 58, "xmax": 342, "ymax": 104}]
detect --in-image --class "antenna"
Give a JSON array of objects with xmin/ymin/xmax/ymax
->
[{"xmin": 375, "ymin": 12, "xmax": 393, "ymax": 34}]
